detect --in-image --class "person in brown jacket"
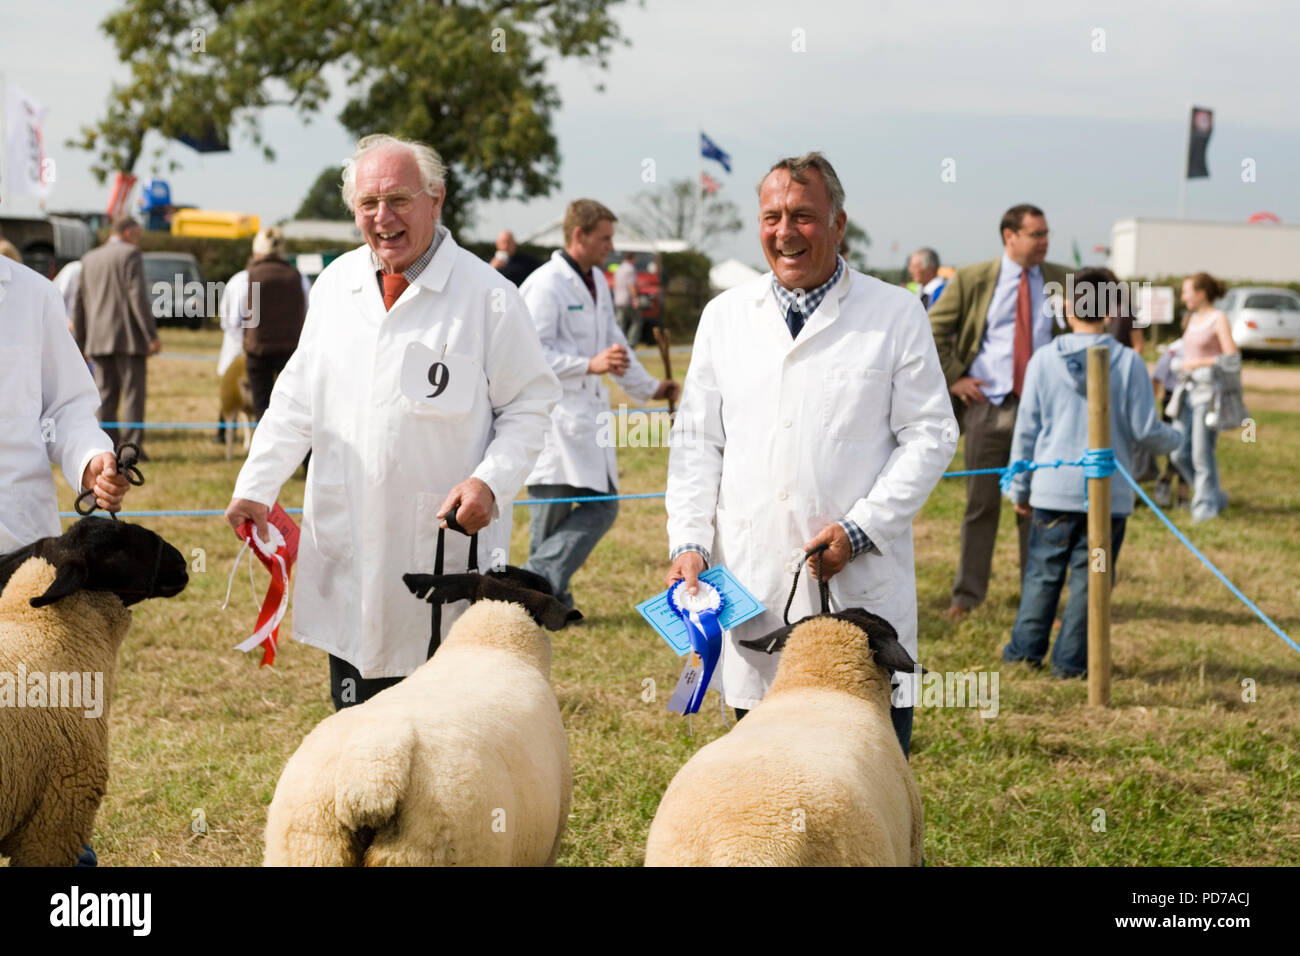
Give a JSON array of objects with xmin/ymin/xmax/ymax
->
[
  {"xmin": 72, "ymin": 216, "xmax": 160, "ymax": 457},
  {"xmin": 242, "ymin": 227, "xmax": 308, "ymax": 420}
]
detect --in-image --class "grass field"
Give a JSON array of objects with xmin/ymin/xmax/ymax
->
[{"xmin": 25, "ymin": 328, "xmax": 1300, "ymax": 866}]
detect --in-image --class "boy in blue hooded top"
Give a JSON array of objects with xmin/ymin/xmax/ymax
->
[{"xmin": 1003, "ymin": 268, "xmax": 1180, "ymax": 678}]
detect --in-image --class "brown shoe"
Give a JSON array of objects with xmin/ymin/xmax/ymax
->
[{"xmin": 943, "ymin": 604, "xmax": 970, "ymax": 622}]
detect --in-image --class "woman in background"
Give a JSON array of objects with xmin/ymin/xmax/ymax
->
[{"xmin": 1170, "ymin": 272, "xmax": 1238, "ymax": 521}]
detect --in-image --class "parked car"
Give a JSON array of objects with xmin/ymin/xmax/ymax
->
[
  {"xmin": 1217, "ymin": 286, "xmax": 1300, "ymax": 354},
  {"xmin": 143, "ymin": 252, "xmax": 209, "ymax": 330}
]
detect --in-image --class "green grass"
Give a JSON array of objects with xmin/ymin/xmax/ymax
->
[{"xmin": 22, "ymin": 328, "xmax": 1300, "ymax": 866}]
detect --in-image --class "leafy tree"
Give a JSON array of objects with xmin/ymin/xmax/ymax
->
[
  {"xmin": 70, "ymin": 0, "xmax": 632, "ymax": 233},
  {"xmin": 295, "ymin": 166, "xmax": 350, "ymax": 221},
  {"xmin": 841, "ymin": 218, "xmax": 871, "ymax": 271},
  {"xmin": 622, "ymin": 178, "xmax": 742, "ymax": 252}
]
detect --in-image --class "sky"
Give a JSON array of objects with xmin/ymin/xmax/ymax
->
[{"xmin": 2, "ymin": 0, "xmax": 1298, "ymax": 271}]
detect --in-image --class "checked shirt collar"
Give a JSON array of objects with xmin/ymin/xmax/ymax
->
[{"xmin": 772, "ymin": 256, "xmax": 845, "ymax": 337}]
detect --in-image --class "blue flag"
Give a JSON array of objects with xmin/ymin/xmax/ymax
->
[{"xmin": 700, "ymin": 132, "xmax": 732, "ymax": 174}]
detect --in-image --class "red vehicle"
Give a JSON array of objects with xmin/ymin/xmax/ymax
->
[{"xmin": 602, "ymin": 245, "xmax": 664, "ymax": 343}]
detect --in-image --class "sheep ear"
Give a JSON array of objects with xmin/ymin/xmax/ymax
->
[
  {"xmin": 828, "ymin": 609, "xmax": 917, "ymax": 674},
  {"xmin": 30, "ymin": 558, "xmax": 88, "ymax": 608},
  {"xmin": 477, "ymin": 576, "xmax": 579, "ymax": 630},
  {"xmin": 486, "ymin": 565, "xmax": 558, "ymax": 597},
  {"xmin": 739, "ymin": 623, "xmax": 797, "ymax": 655}
]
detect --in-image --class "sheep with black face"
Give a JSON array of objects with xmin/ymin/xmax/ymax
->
[
  {"xmin": 264, "ymin": 566, "xmax": 579, "ymax": 866},
  {"xmin": 0, "ymin": 517, "xmax": 188, "ymax": 865},
  {"xmin": 645, "ymin": 608, "xmax": 923, "ymax": 866}
]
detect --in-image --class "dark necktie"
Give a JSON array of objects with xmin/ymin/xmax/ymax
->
[
  {"xmin": 381, "ymin": 273, "xmax": 409, "ymax": 311},
  {"xmin": 786, "ymin": 301, "xmax": 805, "ymax": 339},
  {"xmin": 1012, "ymin": 268, "xmax": 1033, "ymax": 397},
  {"xmin": 921, "ymin": 291, "xmax": 931, "ymax": 309}
]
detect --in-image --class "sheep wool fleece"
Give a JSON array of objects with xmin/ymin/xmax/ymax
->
[
  {"xmin": 264, "ymin": 600, "xmax": 571, "ymax": 866},
  {"xmin": 0, "ymin": 559, "xmax": 130, "ymax": 866},
  {"xmin": 645, "ymin": 617, "xmax": 922, "ymax": 866}
]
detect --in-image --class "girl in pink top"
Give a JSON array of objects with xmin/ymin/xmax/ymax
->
[{"xmin": 1171, "ymin": 273, "xmax": 1238, "ymax": 521}]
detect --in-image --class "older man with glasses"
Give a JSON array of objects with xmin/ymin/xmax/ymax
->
[
  {"xmin": 226, "ymin": 134, "xmax": 559, "ymax": 710},
  {"xmin": 929, "ymin": 204, "xmax": 1069, "ymax": 621}
]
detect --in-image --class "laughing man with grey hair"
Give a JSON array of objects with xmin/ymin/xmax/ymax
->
[
  {"xmin": 226, "ymin": 134, "xmax": 559, "ymax": 711},
  {"xmin": 666, "ymin": 151, "xmax": 956, "ymax": 758}
]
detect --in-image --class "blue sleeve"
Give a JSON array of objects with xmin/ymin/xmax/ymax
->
[{"xmin": 1125, "ymin": 352, "xmax": 1180, "ymax": 455}]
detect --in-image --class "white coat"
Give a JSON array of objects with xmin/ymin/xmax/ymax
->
[
  {"xmin": 232, "ymin": 229, "xmax": 561, "ymax": 678},
  {"xmin": 520, "ymin": 251, "xmax": 660, "ymax": 491},
  {"xmin": 666, "ymin": 264, "xmax": 957, "ymax": 709},
  {"xmin": 0, "ymin": 256, "xmax": 113, "ymax": 552}
]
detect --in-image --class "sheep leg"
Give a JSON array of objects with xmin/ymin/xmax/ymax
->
[{"xmin": 2, "ymin": 802, "xmax": 91, "ymax": 867}]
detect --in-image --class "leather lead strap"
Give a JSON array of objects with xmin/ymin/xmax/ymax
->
[{"xmin": 426, "ymin": 509, "xmax": 478, "ymax": 660}]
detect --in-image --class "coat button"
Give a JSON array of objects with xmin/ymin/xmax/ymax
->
[
  {"xmin": 777, "ymin": 490, "xmax": 788, "ymax": 501},
  {"xmin": 782, "ymin": 418, "xmax": 792, "ymax": 428}
]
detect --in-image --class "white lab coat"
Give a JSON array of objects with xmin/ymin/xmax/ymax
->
[
  {"xmin": 666, "ymin": 266, "xmax": 957, "ymax": 709},
  {"xmin": 232, "ymin": 230, "xmax": 561, "ymax": 678},
  {"xmin": 0, "ymin": 256, "xmax": 113, "ymax": 552},
  {"xmin": 520, "ymin": 251, "xmax": 660, "ymax": 491}
]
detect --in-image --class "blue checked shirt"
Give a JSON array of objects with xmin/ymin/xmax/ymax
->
[{"xmin": 672, "ymin": 256, "xmax": 876, "ymax": 566}]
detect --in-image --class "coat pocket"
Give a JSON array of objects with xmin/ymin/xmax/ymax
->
[
  {"xmin": 410, "ymin": 490, "xmax": 457, "ymax": 574},
  {"xmin": 822, "ymin": 367, "xmax": 891, "ymax": 441},
  {"xmin": 306, "ymin": 480, "xmax": 354, "ymax": 563}
]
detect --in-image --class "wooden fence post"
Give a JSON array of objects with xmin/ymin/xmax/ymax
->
[{"xmin": 1087, "ymin": 345, "xmax": 1112, "ymax": 707}]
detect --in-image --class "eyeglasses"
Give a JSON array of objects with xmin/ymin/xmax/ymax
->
[
  {"xmin": 356, "ymin": 192, "xmax": 418, "ymax": 215},
  {"xmin": 1018, "ymin": 229, "xmax": 1050, "ymax": 240}
]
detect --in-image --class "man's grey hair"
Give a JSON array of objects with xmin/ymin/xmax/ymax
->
[
  {"xmin": 341, "ymin": 134, "xmax": 447, "ymax": 212},
  {"xmin": 758, "ymin": 151, "xmax": 846, "ymax": 221},
  {"xmin": 912, "ymin": 247, "xmax": 940, "ymax": 270}
]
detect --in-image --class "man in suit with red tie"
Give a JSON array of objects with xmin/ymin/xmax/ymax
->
[{"xmin": 930, "ymin": 204, "xmax": 1067, "ymax": 620}]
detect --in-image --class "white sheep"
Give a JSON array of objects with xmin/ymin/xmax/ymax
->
[
  {"xmin": 263, "ymin": 568, "xmax": 579, "ymax": 866},
  {"xmin": 0, "ymin": 518, "xmax": 188, "ymax": 866},
  {"xmin": 644, "ymin": 608, "xmax": 923, "ymax": 866}
]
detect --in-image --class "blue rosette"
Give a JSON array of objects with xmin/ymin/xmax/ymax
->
[{"xmin": 668, "ymin": 579, "xmax": 725, "ymax": 714}]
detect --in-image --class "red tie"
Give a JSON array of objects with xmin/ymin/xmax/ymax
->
[
  {"xmin": 1012, "ymin": 268, "xmax": 1033, "ymax": 398},
  {"xmin": 381, "ymin": 273, "xmax": 409, "ymax": 311}
]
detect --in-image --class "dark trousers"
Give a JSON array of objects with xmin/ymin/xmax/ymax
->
[
  {"xmin": 92, "ymin": 353, "xmax": 147, "ymax": 451},
  {"xmin": 244, "ymin": 350, "xmax": 293, "ymax": 422},
  {"xmin": 952, "ymin": 394, "xmax": 1031, "ymax": 608},
  {"xmin": 522, "ymin": 483, "xmax": 619, "ymax": 609},
  {"xmin": 734, "ymin": 705, "xmax": 914, "ymax": 760},
  {"xmin": 329, "ymin": 655, "xmax": 403, "ymax": 711},
  {"xmin": 1003, "ymin": 509, "xmax": 1127, "ymax": 678}
]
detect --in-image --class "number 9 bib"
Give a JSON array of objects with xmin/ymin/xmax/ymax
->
[{"xmin": 400, "ymin": 340, "xmax": 477, "ymax": 417}]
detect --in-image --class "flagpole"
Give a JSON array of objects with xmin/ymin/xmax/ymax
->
[
  {"xmin": 695, "ymin": 124, "xmax": 705, "ymax": 251},
  {"xmin": 1178, "ymin": 101, "xmax": 1191, "ymax": 220}
]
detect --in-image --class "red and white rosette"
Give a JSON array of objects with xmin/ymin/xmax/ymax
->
[{"xmin": 228, "ymin": 504, "xmax": 299, "ymax": 667}]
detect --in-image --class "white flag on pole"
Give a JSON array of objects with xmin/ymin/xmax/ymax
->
[{"xmin": 5, "ymin": 83, "xmax": 54, "ymax": 200}]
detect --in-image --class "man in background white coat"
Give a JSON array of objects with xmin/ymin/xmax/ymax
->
[
  {"xmin": 0, "ymin": 254, "xmax": 129, "ymax": 553},
  {"xmin": 520, "ymin": 200, "xmax": 678, "ymax": 611},
  {"xmin": 665, "ymin": 153, "xmax": 956, "ymax": 757}
]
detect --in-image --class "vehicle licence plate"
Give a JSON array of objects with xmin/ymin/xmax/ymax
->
[{"xmin": 1265, "ymin": 337, "xmax": 1296, "ymax": 346}]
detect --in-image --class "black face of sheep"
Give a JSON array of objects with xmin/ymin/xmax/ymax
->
[
  {"xmin": 739, "ymin": 608, "xmax": 918, "ymax": 675},
  {"xmin": 403, "ymin": 566, "xmax": 582, "ymax": 631},
  {"xmin": 0, "ymin": 518, "xmax": 189, "ymax": 608}
]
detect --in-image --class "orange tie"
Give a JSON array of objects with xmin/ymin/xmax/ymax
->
[
  {"xmin": 1012, "ymin": 268, "xmax": 1033, "ymax": 398},
  {"xmin": 381, "ymin": 273, "xmax": 409, "ymax": 311}
]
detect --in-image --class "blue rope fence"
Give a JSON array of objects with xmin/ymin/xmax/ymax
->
[{"xmin": 60, "ymin": 452, "xmax": 1294, "ymax": 653}]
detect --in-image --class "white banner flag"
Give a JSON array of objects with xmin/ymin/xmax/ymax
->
[{"xmin": 5, "ymin": 83, "xmax": 53, "ymax": 200}]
